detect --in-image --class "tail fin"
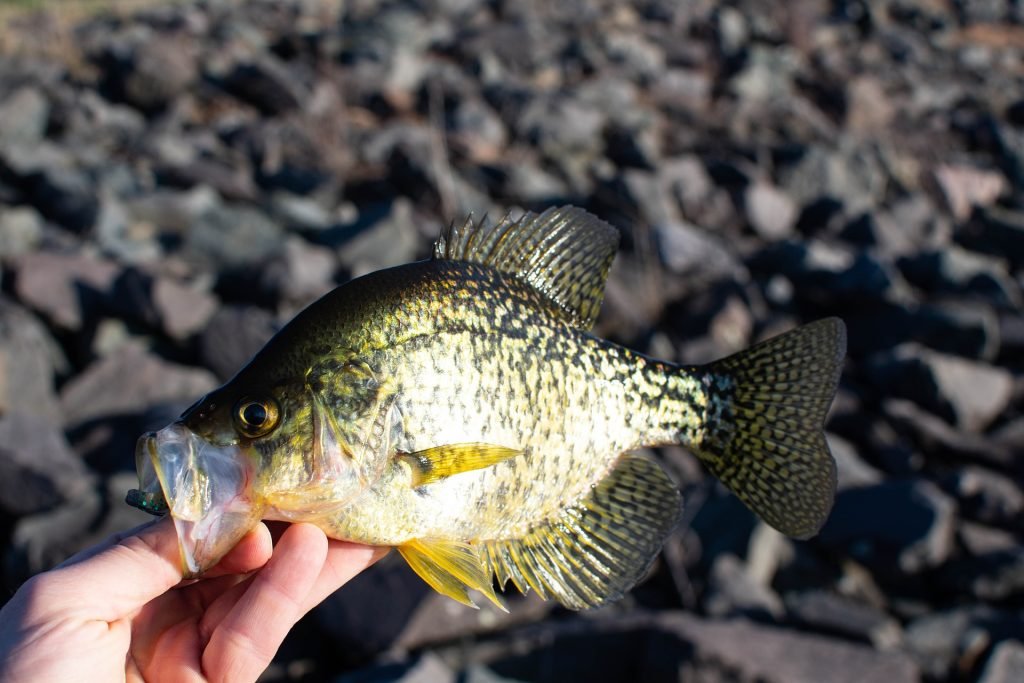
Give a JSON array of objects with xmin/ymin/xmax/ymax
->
[{"xmin": 694, "ymin": 318, "xmax": 846, "ymax": 539}]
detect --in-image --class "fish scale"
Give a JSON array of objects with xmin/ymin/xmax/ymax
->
[{"xmin": 129, "ymin": 206, "xmax": 846, "ymax": 610}]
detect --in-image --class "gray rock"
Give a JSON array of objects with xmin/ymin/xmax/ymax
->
[
  {"xmin": 905, "ymin": 606, "xmax": 1021, "ymax": 680},
  {"xmin": 7, "ymin": 485, "xmax": 103, "ymax": 580},
  {"xmin": 705, "ymin": 553, "xmax": 784, "ymax": 621},
  {"xmin": 0, "ymin": 145, "xmax": 99, "ymax": 233},
  {"xmin": 185, "ymin": 203, "xmax": 285, "ymax": 272},
  {"xmin": 449, "ymin": 98, "xmax": 508, "ymax": 164},
  {"xmin": 0, "ymin": 206, "xmax": 43, "ymax": 258},
  {"xmin": 199, "ymin": 305, "xmax": 280, "ymax": 381},
  {"xmin": 959, "ymin": 521, "xmax": 1019, "ymax": 556},
  {"xmin": 0, "ymin": 296, "xmax": 63, "ymax": 421},
  {"xmin": 883, "ymin": 399, "xmax": 1015, "ymax": 471},
  {"xmin": 107, "ymin": 34, "xmax": 198, "ymax": 112},
  {"xmin": 941, "ymin": 546, "xmax": 1024, "ymax": 602},
  {"xmin": 819, "ymin": 480, "xmax": 957, "ymax": 574},
  {"xmin": 261, "ymin": 236, "xmax": 337, "ymax": 309},
  {"xmin": 270, "ymin": 192, "xmax": 334, "ymax": 232},
  {"xmin": 962, "ymin": 207, "xmax": 1024, "ymax": 269},
  {"xmin": 653, "ymin": 220, "xmax": 743, "ymax": 281},
  {"xmin": 979, "ymin": 640, "xmax": 1024, "ymax": 683},
  {"xmin": 336, "ymin": 199, "xmax": 423, "ymax": 278},
  {"xmin": 14, "ymin": 250, "xmax": 119, "ymax": 330},
  {"xmin": 336, "ymin": 653, "xmax": 456, "ymax": 683},
  {"xmin": 785, "ymin": 589, "xmax": 903, "ymax": 649},
  {"xmin": 0, "ymin": 411, "xmax": 93, "ymax": 516},
  {"xmin": 865, "ymin": 344, "xmax": 1014, "ymax": 432},
  {"xmin": 898, "ymin": 247, "xmax": 1020, "ymax": 309},
  {"xmin": 0, "ymin": 86, "xmax": 49, "ymax": 146},
  {"xmin": 827, "ymin": 433, "xmax": 884, "ymax": 490},
  {"xmin": 59, "ymin": 343, "xmax": 216, "ymax": 427},
  {"xmin": 745, "ymin": 181, "xmax": 798, "ymax": 240}
]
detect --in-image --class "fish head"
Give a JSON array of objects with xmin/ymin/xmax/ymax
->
[{"xmin": 132, "ymin": 381, "xmax": 308, "ymax": 576}]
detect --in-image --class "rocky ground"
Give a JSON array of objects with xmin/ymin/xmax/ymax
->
[{"xmin": 1, "ymin": 0, "xmax": 1023, "ymax": 681}]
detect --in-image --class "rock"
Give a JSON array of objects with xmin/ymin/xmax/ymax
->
[
  {"xmin": 0, "ymin": 86, "xmax": 49, "ymax": 145},
  {"xmin": 270, "ymin": 192, "xmax": 334, "ymax": 233},
  {"xmin": 827, "ymin": 433, "xmax": 884, "ymax": 490},
  {"xmin": 948, "ymin": 466, "xmax": 1024, "ymax": 528},
  {"xmin": 745, "ymin": 181, "xmax": 798, "ymax": 240},
  {"xmin": 846, "ymin": 76, "xmax": 895, "ymax": 134},
  {"xmin": 199, "ymin": 305, "xmax": 280, "ymax": 381},
  {"xmin": 940, "ymin": 546, "xmax": 1024, "ymax": 602},
  {"xmin": 979, "ymin": 640, "xmax": 1024, "ymax": 683},
  {"xmin": 864, "ymin": 344, "xmax": 1014, "ymax": 432},
  {"xmin": 784, "ymin": 589, "xmax": 903, "ymax": 649},
  {"xmin": 898, "ymin": 247, "xmax": 1020, "ymax": 309},
  {"xmin": 13, "ymin": 251, "xmax": 119, "ymax": 330},
  {"xmin": 59, "ymin": 343, "xmax": 216, "ymax": 427},
  {"xmin": 705, "ymin": 553, "xmax": 784, "ymax": 621},
  {"xmin": 959, "ymin": 521, "xmax": 1019, "ymax": 557},
  {"xmin": 0, "ymin": 145, "xmax": 99, "ymax": 233},
  {"xmin": 184, "ymin": 203, "xmax": 285, "ymax": 272},
  {"xmin": 653, "ymin": 220, "xmax": 742, "ymax": 281},
  {"xmin": 222, "ymin": 55, "xmax": 310, "ymax": 115},
  {"xmin": 883, "ymin": 399, "xmax": 1015, "ymax": 472},
  {"xmin": 449, "ymin": 97, "xmax": 508, "ymax": 164},
  {"xmin": 961, "ymin": 207, "xmax": 1024, "ymax": 269},
  {"xmin": 103, "ymin": 34, "xmax": 198, "ymax": 112},
  {"xmin": 0, "ymin": 297, "xmax": 63, "ymax": 421},
  {"xmin": 337, "ymin": 653, "xmax": 456, "ymax": 683},
  {"xmin": 6, "ymin": 485, "xmax": 103, "ymax": 581},
  {"xmin": 466, "ymin": 612, "xmax": 920, "ymax": 683},
  {"xmin": 0, "ymin": 206, "xmax": 43, "ymax": 258},
  {"xmin": 152, "ymin": 277, "xmax": 219, "ymax": 341},
  {"xmin": 819, "ymin": 480, "xmax": 957, "ymax": 574},
  {"xmin": 933, "ymin": 163, "xmax": 1007, "ymax": 222},
  {"xmin": 336, "ymin": 199, "xmax": 423, "ymax": 278},
  {"xmin": 260, "ymin": 236, "xmax": 337, "ymax": 309},
  {"xmin": 905, "ymin": 606, "xmax": 1022, "ymax": 680},
  {"xmin": 0, "ymin": 411, "xmax": 93, "ymax": 516}
]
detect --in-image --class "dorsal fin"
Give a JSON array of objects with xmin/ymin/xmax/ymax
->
[{"xmin": 434, "ymin": 206, "xmax": 620, "ymax": 329}]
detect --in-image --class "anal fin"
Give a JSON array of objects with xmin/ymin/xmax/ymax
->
[
  {"xmin": 398, "ymin": 538, "xmax": 506, "ymax": 611},
  {"xmin": 482, "ymin": 454, "xmax": 682, "ymax": 610},
  {"xmin": 398, "ymin": 444, "xmax": 521, "ymax": 487}
]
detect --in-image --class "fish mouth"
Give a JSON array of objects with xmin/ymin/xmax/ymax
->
[{"xmin": 133, "ymin": 424, "xmax": 261, "ymax": 577}]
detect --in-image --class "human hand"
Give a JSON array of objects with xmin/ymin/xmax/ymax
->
[{"xmin": 0, "ymin": 517, "xmax": 388, "ymax": 682}]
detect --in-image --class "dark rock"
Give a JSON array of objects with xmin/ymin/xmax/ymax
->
[
  {"xmin": 0, "ymin": 411, "xmax": 93, "ymax": 516},
  {"xmin": 898, "ymin": 247, "xmax": 1020, "ymax": 309},
  {"xmin": 222, "ymin": 56, "xmax": 310, "ymax": 115},
  {"xmin": 0, "ymin": 144, "xmax": 99, "ymax": 233},
  {"xmin": 959, "ymin": 521, "xmax": 1019, "ymax": 556},
  {"xmin": 947, "ymin": 466, "xmax": 1024, "ymax": 528},
  {"xmin": 819, "ymin": 479, "xmax": 956, "ymax": 574},
  {"xmin": 338, "ymin": 653, "xmax": 456, "ymax": 683},
  {"xmin": 449, "ymin": 97, "xmax": 508, "ymax": 164},
  {"xmin": 199, "ymin": 305, "xmax": 279, "ymax": 381},
  {"xmin": 6, "ymin": 485, "xmax": 103, "ymax": 581},
  {"xmin": 464, "ymin": 612, "xmax": 919, "ymax": 683},
  {"xmin": 961, "ymin": 207, "xmax": 1024, "ymax": 269},
  {"xmin": 0, "ymin": 297, "xmax": 63, "ymax": 421},
  {"xmin": 705, "ymin": 553, "xmax": 784, "ymax": 621},
  {"xmin": 314, "ymin": 553, "xmax": 432, "ymax": 664},
  {"xmin": 884, "ymin": 399, "xmax": 1016, "ymax": 472},
  {"xmin": 784, "ymin": 589, "xmax": 902, "ymax": 649},
  {"xmin": 14, "ymin": 251, "xmax": 119, "ymax": 330},
  {"xmin": 864, "ymin": 344, "xmax": 1014, "ymax": 432},
  {"xmin": 59, "ymin": 343, "xmax": 216, "ymax": 428},
  {"xmin": 979, "ymin": 640, "xmax": 1024, "ymax": 683},
  {"xmin": 97, "ymin": 33, "xmax": 198, "ymax": 112},
  {"xmin": 0, "ymin": 86, "xmax": 49, "ymax": 145},
  {"xmin": 745, "ymin": 181, "xmax": 798, "ymax": 240},
  {"xmin": 604, "ymin": 112, "xmax": 662, "ymax": 170},
  {"xmin": 940, "ymin": 546, "xmax": 1024, "ymax": 602}
]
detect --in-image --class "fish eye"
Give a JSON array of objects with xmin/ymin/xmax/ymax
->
[{"xmin": 234, "ymin": 397, "xmax": 280, "ymax": 438}]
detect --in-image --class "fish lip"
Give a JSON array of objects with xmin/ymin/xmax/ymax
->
[{"xmin": 133, "ymin": 424, "xmax": 259, "ymax": 576}]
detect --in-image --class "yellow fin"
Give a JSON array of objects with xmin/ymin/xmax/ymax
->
[
  {"xmin": 398, "ymin": 444, "xmax": 521, "ymax": 487},
  {"xmin": 481, "ymin": 454, "xmax": 681, "ymax": 610},
  {"xmin": 398, "ymin": 538, "xmax": 506, "ymax": 611},
  {"xmin": 433, "ymin": 206, "xmax": 620, "ymax": 329}
]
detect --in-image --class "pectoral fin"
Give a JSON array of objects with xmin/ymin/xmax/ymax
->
[
  {"xmin": 398, "ymin": 444, "xmax": 521, "ymax": 487},
  {"xmin": 397, "ymin": 538, "xmax": 506, "ymax": 611}
]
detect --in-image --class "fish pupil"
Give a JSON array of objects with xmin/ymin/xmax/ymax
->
[{"xmin": 242, "ymin": 402, "xmax": 268, "ymax": 426}]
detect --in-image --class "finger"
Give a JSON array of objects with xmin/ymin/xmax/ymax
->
[
  {"xmin": 202, "ymin": 523, "xmax": 273, "ymax": 578},
  {"xmin": 301, "ymin": 540, "xmax": 390, "ymax": 612},
  {"xmin": 44, "ymin": 517, "xmax": 184, "ymax": 621},
  {"xmin": 202, "ymin": 523, "xmax": 327, "ymax": 683}
]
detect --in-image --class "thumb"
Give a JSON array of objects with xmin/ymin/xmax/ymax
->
[{"xmin": 47, "ymin": 517, "xmax": 185, "ymax": 621}]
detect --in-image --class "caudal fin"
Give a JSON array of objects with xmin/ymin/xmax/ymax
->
[{"xmin": 694, "ymin": 318, "xmax": 846, "ymax": 539}]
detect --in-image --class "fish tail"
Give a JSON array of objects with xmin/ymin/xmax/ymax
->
[{"xmin": 686, "ymin": 318, "xmax": 847, "ymax": 538}]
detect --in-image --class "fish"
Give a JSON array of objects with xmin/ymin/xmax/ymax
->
[{"xmin": 129, "ymin": 206, "xmax": 846, "ymax": 610}]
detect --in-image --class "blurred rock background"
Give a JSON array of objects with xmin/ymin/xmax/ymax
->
[{"xmin": 0, "ymin": 0, "xmax": 1022, "ymax": 681}]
